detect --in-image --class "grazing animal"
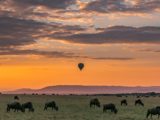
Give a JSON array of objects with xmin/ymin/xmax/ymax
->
[
  {"xmin": 156, "ymin": 106, "xmax": 160, "ymax": 110},
  {"xmin": 103, "ymin": 103, "xmax": 118, "ymax": 114},
  {"xmin": 44, "ymin": 101, "xmax": 58, "ymax": 111},
  {"xmin": 22, "ymin": 102, "xmax": 34, "ymax": 112},
  {"xmin": 135, "ymin": 99, "xmax": 144, "ymax": 106},
  {"xmin": 14, "ymin": 96, "xmax": 19, "ymax": 100},
  {"xmin": 121, "ymin": 99, "xmax": 127, "ymax": 106},
  {"xmin": 90, "ymin": 98, "xmax": 101, "ymax": 108},
  {"xmin": 7, "ymin": 102, "xmax": 24, "ymax": 112},
  {"xmin": 146, "ymin": 107, "xmax": 160, "ymax": 118}
]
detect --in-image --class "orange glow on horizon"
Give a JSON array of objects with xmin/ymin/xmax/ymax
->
[{"xmin": 0, "ymin": 59, "xmax": 159, "ymax": 91}]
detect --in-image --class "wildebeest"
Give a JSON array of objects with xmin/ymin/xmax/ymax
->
[
  {"xmin": 22, "ymin": 102, "xmax": 34, "ymax": 112},
  {"xmin": 121, "ymin": 99, "xmax": 127, "ymax": 106},
  {"xmin": 44, "ymin": 101, "xmax": 58, "ymax": 111},
  {"xmin": 146, "ymin": 107, "xmax": 160, "ymax": 118},
  {"xmin": 156, "ymin": 106, "xmax": 160, "ymax": 110},
  {"xmin": 90, "ymin": 98, "xmax": 100, "ymax": 108},
  {"xmin": 145, "ymin": 95, "xmax": 149, "ymax": 98},
  {"xmin": 7, "ymin": 102, "xmax": 24, "ymax": 112},
  {"xmin": 135, "ymin": 99, "xmax": 144, "ymax": 106},
  {"xmin": 103, "ymin": 103, "xmax": 118, "ymax": 114},
  {"xmin": 14, "ymin": 96, "xmax": 19, "ymax": 100}
]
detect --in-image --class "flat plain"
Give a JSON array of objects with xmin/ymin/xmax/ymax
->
[{"xmin": 0, "ymin": 94, "xmax": 159, "ymax": 120}]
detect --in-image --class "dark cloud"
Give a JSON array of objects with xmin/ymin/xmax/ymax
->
[
  {"xmin": 0, "ymin": 0, "xmax": 78, "ymax": 20},
  {"xmin": 11, "ymin": 0, "xmax": 76, "ymax": 10},
  {"xmin": 0, "ymin": 16, "xmax": 86, "ymax": 47},
  {"xmin": 0, "ymin": 0, "xmax": 157, "ymax": 61},
  {"xmin": 0, "ymin": 16, "xmax": 46, "ymax": 47},
  {"xmin": 2, "ymin": 0, "xmax": 160, "ymax": 14},
  {"xmin": 0, "ymin": 16, "xmax": 134, "ymax": 61},
  {"xmin": 0, "ymin": 15, "xmax": 160, "ymax": 46},
  {"xmin": 84, "ymin": 0, "xmax": 160, "ymax": 13},
  {"xmin": 50, "ymin": 26, "xmax": 160, "ymax": 44},
  {"xmin": 0, "ymin": 15, "xmax": 87, "ymax": 59}
]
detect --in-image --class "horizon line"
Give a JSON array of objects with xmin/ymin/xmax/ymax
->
[{"xmin": 3, "ymin": 85, "xmax": 160, "ymax": 92}]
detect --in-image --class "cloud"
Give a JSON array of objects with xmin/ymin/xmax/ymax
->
[
  {"xmin": 0, "ymin": 48, "xmax": 74, "ymax": 58},
  {"xmin": 0, "ymin": 15, "xmax": 160, "ymax": 46},
  {"xmin": 138, "ymin": 49, "xmax": 160, "ymax": 53},
  {"xmin": 91, "ymin": 57, "xmax": 134, "ymax": 60},
  {"xmin": 0, "ymin": 0, "xmax": 82, "ymax": 25},
  {"xmin": 0, "ymin": 0, "xmax": 81, "ymax": 15},
  {"xmin": 0, "ymin": 48, "xmax": 134, "ymax": 61},
  {"xmin": 49, "ymin": 26, "xmax": 160, "ymax": 44},
  {"xmin": 84, "ymin": 0, "xmax": 160, "ymax": 14},
  {"xmin": 0, "ymin": 16, "xmax": 86, "ymax": 47},
  {"xmin": 0, "ymin": 0, "xmax": 158, "ymax": 62},
  {"xmin": 7, "ymin": 0, "xmax": 76, "ymax": 10},
  {"xmin": 0, "ymin": 16, "xmax": 45, "ymax": 47},
  {"xmin": 0, "ymin": 16, "xmax": 88, "ymax": 59},
  {"xmin": 4, "ymin": 0, "xmax": 160, "ymax": 14}
]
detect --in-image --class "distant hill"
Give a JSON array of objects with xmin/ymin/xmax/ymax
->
[{"xmin": 3, "ymin": 85, "xmax": 160, "ymax": 94}]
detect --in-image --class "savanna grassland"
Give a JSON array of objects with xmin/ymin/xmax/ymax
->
[{"xmin": 0, "ymin": 94, "xmax": 159, "ymax": 120}]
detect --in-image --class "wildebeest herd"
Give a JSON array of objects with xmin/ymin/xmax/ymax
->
[
  {"xmin": 7, "ymin": 96, "xmax": 58, "ymax": 113},
  {"xmin": 5, "ymin": 95, "xmax": 160, "ymax": 119},
  {"xmin": 89, "ymin": 98, "xmax": 160, "ymax": 118},
  {"xmin": 7, "ymin": 100, "xmax": 58, "ymax": 113}
]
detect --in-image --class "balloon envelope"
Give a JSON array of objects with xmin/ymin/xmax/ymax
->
[{"xmin": 78, "ymin": 63, "xmax": 84, "ymax": 71}]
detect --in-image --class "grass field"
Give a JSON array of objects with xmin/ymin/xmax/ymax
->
[{"xmin": 0, "ymin": 94, "xmax": 159, "ymax": 120}]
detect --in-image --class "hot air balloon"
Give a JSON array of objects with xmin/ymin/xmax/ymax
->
[{"xmin": 78, "ymin": 63, "xmax": 84, "ymax": 71}]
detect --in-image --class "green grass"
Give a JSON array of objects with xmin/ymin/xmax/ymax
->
[{"xmin": 0, "ymin": 94, "xmax": 159, "ymax": 120}]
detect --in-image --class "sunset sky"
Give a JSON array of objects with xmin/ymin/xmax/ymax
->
[{"xmin": 0, "ymin": 0, "xmax": 160, "ymax": 90}]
